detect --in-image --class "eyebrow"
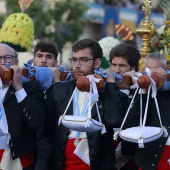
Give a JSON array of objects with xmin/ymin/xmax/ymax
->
[
  {"xmin": 111, "ymin": 63, "xmax": 128, "ymax": 66},
  {"xmin": 36, "ymin": 53, "xmax": 53, "ymax": 57},
  {"xmin": 72, "ymin": 56, "xmax": 90, "ymax": 59}
]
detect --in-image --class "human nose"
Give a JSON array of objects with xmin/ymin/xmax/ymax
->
[
  {"xmin": 0, "ymin": 57, "xmax": 5, "ymax": 65},
  {"xmin": 41, "ymin": 56, "xmax": 46, "ymax": 63},
  {"xmin": 114, "ymin": 65, "xmax": 121, "ymax": 74},
  {"xmin": 74, "ymin": 60, "xmax": 81, "ymax": 67}
]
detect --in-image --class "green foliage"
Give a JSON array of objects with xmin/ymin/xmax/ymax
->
[
  {"xmin": 1, "ymin": 0, "xmax": 88, "ymax": 51},
  {"xmin": 101, "ymin": 56, "xmax": 110, "ymax": 69},
  {"xmin": 48, "ymin": 0, "xmax": 88, "ymax": 50}
]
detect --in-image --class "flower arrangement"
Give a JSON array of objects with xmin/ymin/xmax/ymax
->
[
  {"xmin": 151, "ymin": 21, "xmax": 170, "ymax": 56},
  {"xmin": 0, "ymin": 13, "xmax": 34, "ymax": 52},
  {"xmin": 98, "ymin": 36, "xmax": 120, "ymax": 69}
]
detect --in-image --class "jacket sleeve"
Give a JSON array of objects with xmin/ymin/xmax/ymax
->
[
  {"xmin": 17, "ymin": 80, "xmax": 45, "ymax": 129},
  {"xmin": 35, "ymin": 83, "xmax": 59, "ymax": 170},
  {"xmin": 104, "ymin": 82, "xmax": 129, "ymax": 128},
  {"xmin": 35, "ymin": 136, "xmax": 54, "ymax": 170}
]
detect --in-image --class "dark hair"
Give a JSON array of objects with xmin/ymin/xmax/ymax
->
[
  {"xmin": 34, "ymin": 41, "xmax": 58, "ymax": 60},
  {"xmin": 72, "ymin": 38, "xmax": 103, "ymax": 60},
  {"xmin": 109, "ymin": 43, "xmax": 140, "ymax": 71}
]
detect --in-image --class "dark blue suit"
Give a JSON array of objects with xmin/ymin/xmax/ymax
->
[{"xmin": 35, "ymin": 80, "xmax": 129, "ymax": 170}]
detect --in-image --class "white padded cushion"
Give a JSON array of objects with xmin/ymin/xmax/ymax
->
[
  {"xmin": 119, "ymin": 126, "xmax": 163, "ymax": 143},
  {"xmin": 60, "ymin": 115, "xmax": 103, "ymax": 132}
]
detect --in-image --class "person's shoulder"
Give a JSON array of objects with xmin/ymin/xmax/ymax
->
[
  {"xmin": 45, "ymin": 80, "xmax": 76, "ymax": 103},
  {"xmin": 45, "ymin": 80, "xmax": 76, "ymax": 94},
  {"xmin": 23, "ymin": 80, "xmax": 42, "ymax": 91},
  {"xmin": 53, "ymin": 80, "xmax": 76, "ymax": 89},
  {"xmin": 23, "ymin": 80, "xmax": 41, "ymax": 87}
]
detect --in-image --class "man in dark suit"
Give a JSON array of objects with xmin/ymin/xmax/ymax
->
[
  {"xmin": 35, "ymin": 38, "xmax": 129, "ymax": 170},
  {"xmin": 109, "ymin": 43, "xmax": 140, "ymax": 170},
  {"xmin": 121, "ymin": 53, "xmax": 170, "ymax": 170},
  {"xmin": 0, "ymin": 44, "xmax": 45, "ymax": 170}
]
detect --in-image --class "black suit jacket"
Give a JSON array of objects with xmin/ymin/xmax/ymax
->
[
  {"xmin": 121, "ymin": 90, "xmax": 170, "ymax": 170},
  {"xmin": 36, "ymin": 80, "xmax": 129, "ymax": 170},
  {"xmin": 3, "ymin": 80, "xmax": 45, "ymax": 160}
]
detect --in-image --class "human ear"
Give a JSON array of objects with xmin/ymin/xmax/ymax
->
[
  {"xmin": 54, "ymin": 60, "xmax": 58, "ymax": 67},
  {"xmin": 94, "ymin": 58, "xmax": 102, "ymax": 70}
]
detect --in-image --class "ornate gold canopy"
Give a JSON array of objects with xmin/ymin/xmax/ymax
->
[{"xmin": 136, "ymin": 0, "xmax": 157, "ymax": 72}]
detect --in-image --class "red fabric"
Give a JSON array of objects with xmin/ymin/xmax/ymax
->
[
  {"xmin": 0, "ymin": 149, "xmax": 34, "ymax": 168},
  {"xmin": 63, "ymin": 139, "xmax": 91, "ymax": 170},
  {"xmin": 20, "ymin": 152, "xmax": 34, "ymax": 168},
  {"xmin": 122, "ymin": 159, "xmax": 137, "ymax": 169},
  {"xmin": 157, "ymin": 145, "xmax": 170, "ymax": 170},
  {"xmin": 139, "ymin": 145, "xmax": 170, "ymax": 170},
  {"xmin": 114, "ymin": 139, "xmax": 120, "ymax": 149},
  {"xmin": 0, "ymin": 150, "xmax": 5, "ymax": 162}
]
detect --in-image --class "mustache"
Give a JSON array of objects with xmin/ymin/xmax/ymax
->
[
  {"xmin": 38, "ymin": 64, "xmax": 48, "ymax": 67},
  {"xmin": 73, "ymin": 69, "xmax": 83, "ymax": 73}
]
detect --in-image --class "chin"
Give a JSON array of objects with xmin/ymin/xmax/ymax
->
[
  {"xmin": 73, "ymin": 73, "xmax": 83, "ymax": 80},
  {"xmin": 74, "ymin": 75, "xmax": 81, "ymax": 80}
]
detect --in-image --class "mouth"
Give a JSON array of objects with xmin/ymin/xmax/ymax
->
[
  {"xmin": 74, "ymin": 71, "xmax": 83, "ymax": 75},
  {"xmin": 75, "ymin": 71, "xmax": 82, "ymax": 74},
  {"xmin": 73, "ymin": 70, "xmax": 84, "ymax": 78},
  {"xmin": 39, "ymin": 65, "xmax": 48, "ymax": 67}
]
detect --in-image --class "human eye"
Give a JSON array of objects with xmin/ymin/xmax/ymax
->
[
  {"xmin": 80, "ymin": 58, "xmax": 88, "ymax": 63},
  {"xmin": 111, "ymin": 63, "xmax": 117, "ymax": 67},
  {"xmin": 46, "ymin": 55, "xmax": 53, "ymax": 59},
  {"xmin": 72, "ymin": 57, "xmax": 77, "ymax": 62},
  {"xmin": 5, "ymin": 55, "xmax": 13, "ymax": 61},
  {"xmin": 36, "ymin": 54, "xmax": 42, "ymax": 58},
  {"xmin": 80, "ymin": 58, "xmax": 90, "ymax": 64},
  {"xmin": 5, "ymin": 55, "xmax": 12, "ymax": 59},
  {"xmin": 120, "ymin": 64, "xmax": 127, "ymax": 67}
]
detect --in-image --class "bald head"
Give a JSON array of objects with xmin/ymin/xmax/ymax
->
[{"xmin": 0, "ymin": 43, "xmax": 18, "ymax": 66}]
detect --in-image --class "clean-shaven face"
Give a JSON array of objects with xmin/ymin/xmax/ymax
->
[
  {"xmin": 145, "ymin": 58, "xmax": 165, "ymax": 69},
  {"xmin": 33, "ymin": 50, "xmax": 57, "ymax": 67},
  {"xmin": 111, "ymin": 57, "xmax": 133, "ymax": 76}
]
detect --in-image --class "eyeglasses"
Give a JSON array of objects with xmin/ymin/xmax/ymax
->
[
  {"xmin": 0, "ymin": 55, "xmax": 16, "ymax": 63},
  {"xmin": 68, "ymin": 57, "xmax": 94, "ymax": 65}
]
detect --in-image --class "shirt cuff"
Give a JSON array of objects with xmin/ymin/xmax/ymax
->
[{"xmin": 15, "ymin": 88, "xmax": 27, "ymax": 103}]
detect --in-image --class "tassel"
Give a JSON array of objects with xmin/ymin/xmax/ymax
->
[
  {"xmin": 7, "ymin": 133, "xmax": 11, "ymax": 144},
  {"xmin": 167, "ymin": 158, "xmax": 170, "ymax": 165},
  {"xmin": 113, "ymin": 131, "xmax": 119, "ymax": 140},
  {"xmin": 138, "ymin": 138, "xmax": 144, "ymax": 148},
  {"xmin": 101, "ymin": 124, "xmax": 106, "ymax": 134},
  {"xmin": 84, "ymin": 120, "xmax": 90, "ymax": 128},
  {"xmin": 163, "ymin": 127, "xmax": 168, "ymax": 137},
  {"xmin": 58, "ymin": 116, "xmax": 63, "ymax": 126}
]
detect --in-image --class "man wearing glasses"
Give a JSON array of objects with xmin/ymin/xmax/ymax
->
[
  {"xmin": 0, "ymin": 43, "xmax": 45, "ymax": 170},
  {"xmin": 0, "ymin": 47, "xmax": 18, "ymax": 66},
  {"xmin": 0, "ymin": 54, "xmax": 18, "ymax": 64},
  {"xmin": 36, "ymin": 38, "xmax": 128, "ymax": 170}
]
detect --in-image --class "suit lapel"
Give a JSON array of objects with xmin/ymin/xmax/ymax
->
[
  {"xmin": 61, "ymin": 81, "xmax": 76, "ymax": 116},
  {"xmin": 3, "ymin": 85, "xmax": 15, "ymax": 104},
  {"xmin": 63, "ymin": 96, "xmax": 73, "ymax": 116}
]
